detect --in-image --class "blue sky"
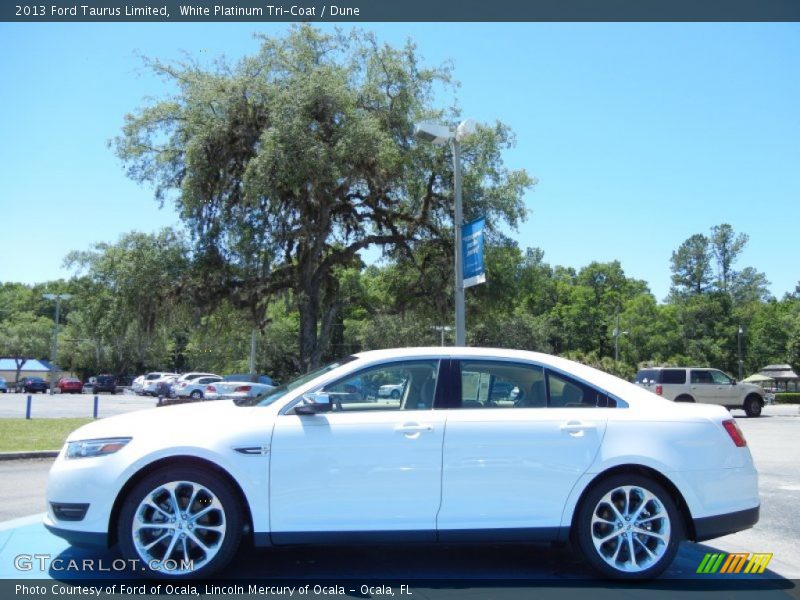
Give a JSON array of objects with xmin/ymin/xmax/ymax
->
[{"xmin": 0, "ymin": 22, "xmax": 798, "ymax": 302}]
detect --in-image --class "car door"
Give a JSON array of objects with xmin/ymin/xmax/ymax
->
[
  {"xmin": 709, "ymin": 369, "xmax": 739, "ymax": 405},
  {"xmin": 437, "ymin": 360, "xmax": 609, "ymax": 539},
  {"xmin": 690, "ymin": 369, "xmax": 723, "ymax": 404},
  {"xmin": 269, "ymin": 359, "xmax": 446, "ymax": 543}
]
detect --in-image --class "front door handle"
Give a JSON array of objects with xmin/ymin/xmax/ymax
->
[
  {"xmin": 560, "ymin": 421, "xmax": 597, "ymax": 435},
  {"xmin": 395, "ymin": 423, "xmax": 433, "ymax": 433}
]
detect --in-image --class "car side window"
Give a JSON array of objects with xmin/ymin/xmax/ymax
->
[
  {"xmin": 323, "ymin": 360, "xmax": 439, "ymax": 412},
  {"xmin": 457, "ymin": 361, "xmax": 546, "ymax": 408},
  {"xmin": 710, "ymin": 370, "xmax": 733, "ymax": 385},
  {"xmin": 546, "ymin": 371, "xmax": 616, "ymax": 408},
  {"xmin": 691, "ymin": 370, "xmax": 713, "ymax": 384}
]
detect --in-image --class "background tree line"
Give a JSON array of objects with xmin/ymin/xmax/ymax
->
[
  {"xmin": 2, "ymin": 221, "xmax": 799, "ymax": 384},
  {"xmin": 2, "ymin": 26, "xmax": 799, "ymax": 384}
]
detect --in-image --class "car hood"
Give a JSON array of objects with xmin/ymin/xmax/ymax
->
[{"xmin": 65, "ymin": 400, "xmax": 260, "ymax": 442}]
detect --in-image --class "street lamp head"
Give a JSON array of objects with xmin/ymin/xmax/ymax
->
[
  {"xmin": 455, "ymin": 119, "xmax": 477, "ymax": 141},
  {"xmin": 414, "ymin": 122, "xmax": 454, "ymax": 145},
  {"xmin": 43, "ymin": 293, "xmax": 72, "ymax": 301}
]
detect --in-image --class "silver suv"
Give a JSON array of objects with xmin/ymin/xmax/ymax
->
[{"xmin": 634, "ymin": 367, "xmax": 765, "ymax": 417}]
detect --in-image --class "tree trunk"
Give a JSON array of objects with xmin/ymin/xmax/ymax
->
[{"xmin": 298, "ymin": 289, "xmax": 320, "ymax": 373}]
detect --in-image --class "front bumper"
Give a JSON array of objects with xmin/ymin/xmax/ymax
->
[{"xmin": 44, "ymin": 516, "xmax": 108, "ymax": 548}]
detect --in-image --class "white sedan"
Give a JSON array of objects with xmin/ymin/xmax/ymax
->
[{"xmin": 44, "ymin": 348, "xmax": 759, "ymax": 579}]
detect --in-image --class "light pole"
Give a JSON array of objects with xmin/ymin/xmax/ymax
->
[
  {"xmin": 42, "ymin": 293, "xmax": 72, "ymax": 395},
  {"xmin": 414, "ymin": 119, "xmax": 476, "ymax": 347},
  {"xmin": 737, "ymin": 326, "xmax": 744, "ymax": 380}
]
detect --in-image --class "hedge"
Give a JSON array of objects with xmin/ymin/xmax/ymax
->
[{"xmin": 773, "ymin": 393, "xmax": 800, "ymax": 404}]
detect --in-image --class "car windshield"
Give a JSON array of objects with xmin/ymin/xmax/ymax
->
[{"xmin": 234, "ymin": 356, "xmax": 357, "ymax": 407}]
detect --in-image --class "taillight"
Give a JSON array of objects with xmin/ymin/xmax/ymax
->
[
  {"xmin": 234, "ymin": 385, "xmax": 251, "ymax": 393},
  {"xmin": 206, "ymin": 385, "xmax": 216, "ymax": 393},
  {"xmin": 722, "ymin": 419, "xmax": 747, "ymax": 447},
  {"xmin": 655, "ymin": 384, "xmax": 663, "ymax": 395}
]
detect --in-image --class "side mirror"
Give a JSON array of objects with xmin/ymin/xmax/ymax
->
[{"xmin": 294, "ymin": 392, "xmax": 333, "ymax": 415}]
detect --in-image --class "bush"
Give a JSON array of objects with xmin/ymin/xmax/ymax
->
[{"xmin": 774, "ymin": 392, "xmax": 800, "ymax": 404}]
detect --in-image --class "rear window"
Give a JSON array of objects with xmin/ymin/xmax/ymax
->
[
  {"xmin": 661, "ymin": 369, "xmax": 686, "ymax": 384},
  {"xmin": 635, "ymin": 369, "xmax": 658, "ymax": 384}
]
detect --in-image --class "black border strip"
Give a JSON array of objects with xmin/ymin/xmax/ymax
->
[{"xmin": 3, "ymin": 0, "xmax": 800, "ymax": 23}]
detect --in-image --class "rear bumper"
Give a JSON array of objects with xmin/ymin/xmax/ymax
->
[{"xmin": 693, "ymin": 506, "xmax": 760, "ymax": 542}]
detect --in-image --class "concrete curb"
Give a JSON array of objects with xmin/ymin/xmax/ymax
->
[{"xmin": 0, "ymin": 450, "xmax": 59, "ymax": 461}]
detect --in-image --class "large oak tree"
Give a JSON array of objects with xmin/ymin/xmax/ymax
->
[{"xmin": 115, "ymin": 26, "xmax": 533, "ymax": 370}]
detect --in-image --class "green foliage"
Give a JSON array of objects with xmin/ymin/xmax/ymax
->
[
  {"xmin": 60, "ymin": 230, "xmax": 191, "ymax": 376},
  {"xmin": 773, "ymin": 393, "xmax": 800, "ymax": 404},
  {"xmin": 113, "ymin": 25, "xmax": 534, "ymax": 371},
  {"xmin": 0, "ymin": 313, "xmax": 53, "ymax": 383}
]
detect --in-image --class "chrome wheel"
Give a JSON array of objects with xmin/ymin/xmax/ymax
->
[
  {"xmin": 590, "ymin": 485, "xmax": 671, "ymax": 574},
  {"xmin": 131, "ymin": 480, "xmax": 227, "ymax": 575}
]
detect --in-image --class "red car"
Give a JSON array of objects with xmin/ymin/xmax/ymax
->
[{"xmin": 57, "ymin": 377, "xmax": 83, "ymax": 394}]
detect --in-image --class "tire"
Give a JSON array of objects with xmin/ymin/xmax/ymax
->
[
  {"xmin": 391, "ymin": 389, "xmax": 401, "ymax": 399},
  {"xmin": 117, "ymin": 466, "xmax": 243, "ymax": 579},
  {"xmin": 190, "ymin": 390, "xmax": 203, "ymax": 400},
  {"xmin": 674, "ymin": 395, "xmax": 694, "ymax": 403},
  {"xmin": 573, "ymin": 473, "xmax": 684, "ymax": 579},
  {"xmin": 744, "ymin": 395, "xmax": 762, "ymax": 418}
]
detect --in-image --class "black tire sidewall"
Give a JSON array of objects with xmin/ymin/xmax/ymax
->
[
  {"xmin": 574, "ymin": 473, "xmax": 683, "ymax": 580},
  {"xmin": 744, "ymin": 396, "xmax": 762, "ymax": 417},
  {"xmin": 117, "ymin": 466, "xmax": 243, "ymax": 579}
]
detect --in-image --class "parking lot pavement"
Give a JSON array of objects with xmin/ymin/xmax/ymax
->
[
  {"xmin": 0, "ymin": 391, "xmax": 157, "ymax": 419},
  {"xmin": 0, "ymin": 407, "xmax": 797, "ymax": 581}
]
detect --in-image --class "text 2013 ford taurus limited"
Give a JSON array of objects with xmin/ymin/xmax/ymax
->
[{"xmin": 45, "ymin": 348, "xmax": 759, "ymax": 579}]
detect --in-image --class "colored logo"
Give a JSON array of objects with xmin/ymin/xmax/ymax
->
[{"xmin": 696, "ymin": 552, "xmax": 773, "ymax": 574}]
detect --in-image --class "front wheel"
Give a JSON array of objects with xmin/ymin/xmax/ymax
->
[
  {"xmin": 117, "ymin": 466, "xmax": 243, "ymax": 578},
  {"xmin": 744, "ymin": 396, "xmax": 762, "ymax": 418},
  {"xmin": 574, "ymin": 474, "xmax": 683, "ymax": 579}
]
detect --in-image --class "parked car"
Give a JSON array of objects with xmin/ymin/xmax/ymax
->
[
  {"xmin": 57, "ymin": 377, "xmax": 83, "ymax": 394},
  {"xmin": 377, "ymin": 382, "xmax": 406, "ymax": 399},
  {"xmin": 141, "ymin": 372, "xmax": 179, "ymax": 396},
  {"xmin": 172, "ymin": 375, "xmax": 223, "ymax": 401},
  {"xmin": 131, "ymin": 375, "xmax": 145, "ymax": 395},
  {"xmin": 204, "ymin": 379, "xmax": 275, "ymax": 402},
  {"xmin": 45, "ymin": 347, "xmax": 759, "ymax": 580},
  {"xmin": 17, "ymin": 376, "xmax": 49, "ymax": 393},
  {"xmin": 634, "ymin": 367, "xmax": 766, "ymax": 417},
  {"xmin": 91, "ymin": 375, "xmax": 117, "ymax": 395},
  {"xmin": 0, "ymin": 376, "xmax": 7, "ymax": 393},
  {"xmin": 222, "ymin": 373, "xmax": 275, "ymax": 386}
]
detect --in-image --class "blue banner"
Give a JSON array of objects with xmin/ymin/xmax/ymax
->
[{"xmin": 461, "ymin": 217, "xmax": 486, "ymax": 288}]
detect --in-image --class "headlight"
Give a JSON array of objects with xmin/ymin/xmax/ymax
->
[{"xmin": 66, "ymin": 437, "xmax": 131, "ymax": 459}]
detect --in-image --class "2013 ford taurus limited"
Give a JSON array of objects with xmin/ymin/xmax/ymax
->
[{"xmin": 45, "ymin": 348, "xmax": 759, "ymax": 579}]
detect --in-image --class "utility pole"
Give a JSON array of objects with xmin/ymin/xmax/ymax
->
[{"xmin": 737, "ymin": 326, "xmax": 744, "ymax": 380}]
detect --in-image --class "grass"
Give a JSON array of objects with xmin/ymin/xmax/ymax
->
[{"xmin": 0, "ymin": 418, "xmax": 93, "ymax": 452}]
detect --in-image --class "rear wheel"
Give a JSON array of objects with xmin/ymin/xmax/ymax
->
[
  {"xmin": 118, "ymin": 466, "xmax": 243, "ymax": 578},
  {"xmin": 674, "ymin": 395, "xmax": 694, "ymax": 403},
  {"xmin": 574, "ymin": 473, "xmax": 683, "ymax": 579},
  {"xmin": 744, "ymin": 395, "xmax": 762, "ymax": 418},
  {"xmin": 190, "ymin": 390, "xmax": 203, "ymax": 400}
]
